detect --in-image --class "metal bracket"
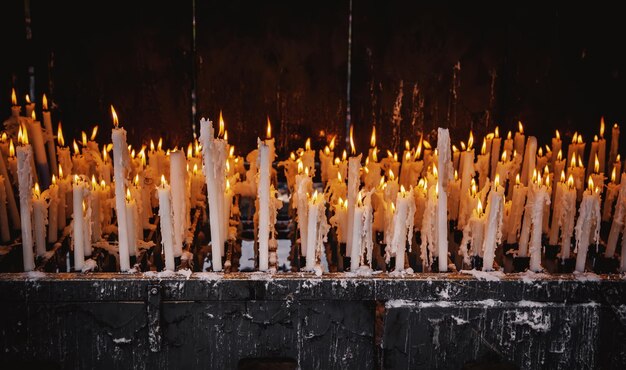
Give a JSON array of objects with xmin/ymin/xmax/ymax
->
[{"xmin": 146, "ymin": 283, "xmax": 162, "ymax": 352}]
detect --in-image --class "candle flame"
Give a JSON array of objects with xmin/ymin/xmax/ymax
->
[
  {"xmin": 617, "ymin": 154, "xmax": 621, "ymax": 162},
  {"xmin": 9, "ymin": 139, "xmax": 14, "ymax": 157},
  {"xmin": 577, "ymin": 134, "xmax": 583, "ymax": 144},
  {"xmin": 501, "ymin": 150, "xmax": 507, "ymax": 162},
  {"xmin": 460, "ymin": 141, "xmax": 466, "ymax": 151},
  {"xmin": 349, "ymin": 125, "xmax": 355, "ymax": 155},
  {"xmin": 594, "ymin": 135, "xmax": 598, "ymax": 143},
  {"xmin": 588, "ymin": 176, "xmax": 594, "ymax": 190},
  {"xmin": 577, "ymin": 153, "xmax": 583, "ymax": 168},
  {"xmin": 218, "ymin": 110, "xmax": 225, "ymax": 137},
  {"xmin": 418, "ymin": 178, "xmax": 425, "ymax": 190},
  {"xmin": 572, "ymin": 132, "xmax": 578, "ymax": 144},
  {"xmin": 110, "ymin": 105, "xmax": 119, "ymax": 128},
  {"xmin": 594, "ymin": 153, "xmax": 600, "ymax": 174},
  {"xmin": 58, "ymin": 164, "xmax": 63, "ymax": 178},
  {"xmin": 133, "ymin": 174, "xmax": 139, "ymax": 187},
  {"xmin": 225, "ymin": 178, "xmax": 230, "ymax": 191},
  {"xmin": 452, "ymin": 144, "xmax": 458, "ymax": 153},
  {"xmin": 90, "ymin": 126, "xmax": 98, "ymax": 141},
  {"xmin": 538, "ymin": 147, "xmax": 543, "ymax": 157},
  {"xmin": 486, "ymin": 133, "xmax": 494, "ymax": 140},
  {"xmin": 370, "ymin": 126, "xmax": 376, "ymax": 147},
  {"xmin": 312, "ymin": 190, "xmax": 318, "ymax": 202},
  {"xmin": 31, "ymin": 110, "xmax": 36, "ymax": 121},
  {"xmin": 150, "ymin": 139, "xmax": 155, "ymax": 152},
  {"xmin": 290, "ymin": 152, "xmax": 296, "ymax": 161},
  {"xmin": 328, "ymin": 135, "xmax": 336, "ymax": 151},
  {"xmin": 297, "ymin": 160, "xmax": 303, "ymax": 174},
  {"xmin": 471, "ymin": 178, "xmax": 477, "ymax": 196},
  {"xmin": 101, "ymin": 180, "xmax": 106, "ymax": 188},
  {"xmin": 73, "ymin": 175, "xmax": 80, "ymax": 184},
  {"xmin": 33, "ymin": 183, "xmax": 41, "ymax": 198},
  {"xmin": 389, "ymin": 169, "xmax": 395, "ymax": 181},
  {"xmin": 11, "ymin": 88, "xmax": 16, "ymax": 105},
  {"xmin": 225, "ymin": 160, "xmax": 230, "ymax": 172},
  {"xmin": 405, "ymin": 140, "xmax": 410, "ymax": 151},
  {"xmin": 126, "ymin": 188, "xmax": 132, "ymax": 202},
  {"xmin": 555, "ymin": 129, "xmax": 560, "ymax": 141},
  {"xmin": 391, "ymin": 202, "xmax": 396, "ymax": 213},
  {"xmin": 416, "ymin": 137, "xmax": 423, "ymax": 158},
  {"xmin": 515, "ymin": 173, "xmax": 521, "ymax": 186},
  {"xmin": 612, "ymin": 166, "xmax": 617, "ymax": 183},
  {"xmin": 560, "ymin": 170, "xmax": 566, "ymax": 183},
  {"xmin": 570, "ymin": 154, "xmax": 576, "ymax": 168},
  {"xmin": 342, "ymin": 149, "xmax": 347, "ymax": 161},
  {"xmin": 495, "ymin": 174, "xmax": 500, "ymax": 188},
  {"xmin": 157, "ymin": 138, "xmax": 163, "ymax": 151},
  {"xmin": 73, "ymin": 140, "xmax": 80, "ymax": 155},
  {"xmin": 91, "ymin": 175, "xmax": 97, "ymax": 188},
  {"xmin": 423, "ymin": 140, "xmax": 431, "ymax": 150},
  {"xmin": 481, "ymin": 138, "xmax": 486, "ymax": 155},
  {"xmin": 160, "ymin": 174, "xmax": 167, "ymax": 187},
  {"xmin": 432, "ymin": 164, "xmax": 438, "ymax": 178},
  {"xmin": 193, "ymin": 163, "xmax": 198, "ymax": 176},
  {"xmin": 435, "ymin": 183, "xmax": 439, "ymax": 196},
  {"xmin": 518, "ymin": 121, "xmax": 524, "ymax": 134},
  {"xmin": 305, "ymin": 138, "xmax": 311, "ymax": 151},
  {"xmin": 567, "ymin": 174, "xmax": 574, "ymax": 188},
  {"xmin": 545, "ymin": 173, "xmax": 550, "ymax": 188},
  {"xmin": 338, "ymin": 172, "xmax": 343, "ymax": 183},
  {"xmin": 532, "ymin": 169, "xmax": 537, "ymax": 183},
  {"xmin": 400, "ymin": 184, "xmax": 406, "ymax": 195},
  {"xmin": 266, "ymin": 117, "xmax": 272, "ymax": 139},
  {"xmin": 81, "ymin": 131, "xmax": 87, "ymax": 146},
  {"xmin": 477, "ymin": 199, "xmax": 483, "ymax": 215},
  {"xmin": 507, "ymin": 130, "xmax": 512, "ymax": 140},
  {"xmin": 324, "ymin": 146, "xmax": 330, "ymax": 155},
  {"xmin": 0, "ymin": 133, "xmax": 5, "ymax": 143},
  {"xmin": 454, "ymin": 169, "xmax": 458, "ymax": 181},
  {"xmin": 405, "ymin": 151, "xmax": 411, "ymax": 161},
  {"xmin": 371, "ymin": 148, "xmax": 377, "ymax": 162},
  {"xmin": 52, "ymin": 174, "xmax": 56, "ymax": 185},
  {"xmin": 25, "ymin": 94, "xmax": 31, "ymax": 104},
  {"xmin": 19, "ymin": 125, "xmax": 29, "ymax": 145},
  {"xmin": 393, "ymin": 152, "xmax": 398, "ymax": 162},
  {"xmin": 378, "ymin": 176, "xmax": 385, "ymax": 188},
  {"xmin": 42, "ymin": 94, "xmax": 48, "ymax": 111},
  {"xmin": 537, "ymin": 172, "xmax": 542, "ymax": 186},
  {"xmin": 305, "ymin": 166, "xmax": 310, "ymax": 176},
  {"xmin": 557, "ymin": 149, "xmax": 562, "ymax": 161},
  {"xmin": 495, "ymin": 126, "xmax": 500, "ymax": 138},
  {"xmin": 187, "ymin": 143, "xmax": 193, "ymax": 159},
  {"xmin": 229, "ymin": 146, "xmax": 235, "ymax": 158},
  {"xmin": 600, "ymin": 117, "xmax": 605, "ymax": 138}
]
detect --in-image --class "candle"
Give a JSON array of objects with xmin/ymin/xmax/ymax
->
[
  {"xmin": 506, "ymin": 175, "xmax": 527, "ymax": 244},
  {"xmin": 437, "ymin": 128, "xmax": 452, "ymax": 272},
  {"xmin": 613, "ymin": 155, "xmax": 622, "ymax": 184},
  {"xmin": 257, "ymin": 138, "xmax": 272, "ymax": 271},
  {"xmin": 520, "ymin": 136, "xmax": 537, "ymax": 186},
  {"xmin": 350, "ymin": 191, "xmax": 364, "ymax": 271},
  {"xmin": 155, "ymin": 176, "xmax": 176, "ymax": 271},
  {"xmin": 125, "ymin": 188, "xmax": 138, "ymax": 259},
  {"xmin": 475, "ymin": 138, "xmax": 490, "ymax": 188},
  {"xmin": 457, "ymin": 139, "xmax": 475, "ymax": 230},
  {"xmin": 27, "ymin": 110, "xmax": 50, "ymax": 189},
  {"xmin": 447, "ymin": 170, "xmax": 461, "ymax": 222},
  {"xmin": 489, "ymin": 127, "xmax": 502, "ymax": 181},
  {"xmin": 513, "ymin": 122, "xmax": 525, "ymax": 160},
  {"xmin": 391, "ymin": 186, "xmax": 416, "ymax": 272},
  {"xmin": 41, "ymin": 94, "xmax": 58, "ymax": 178},
  {"xmin": 330, "ymin": 197, "xmax": 348, "ymax": 244},
  {"xmin": 346, "ymin": 126, "xmax": 362, "ymax": 258},
  {"xmin": 364, "ymin": 155, "xmax": 382, "ymax": 190},
  {"xmin": 574, "ymin": 178, "xmax": 601, "ymax": 272},
  {"xmin": 399, "ymin": 140, "xmax": 412, "ymax": 188},
  {"xmin": 31, "ymin": 183, "xmax": 48, "ymax": 257},
  {"xmin": 24, "ymin": 94, "xmax": 34, "ymax": 118},
  {"xmin": 295, "ymin": 163, "xmax": 312, "ymax": 258},
  {"xmin": 452, "ymin": 144, "xmax": 460, "ymax": 173},
  {"xmin": 548, "ymin": 171, "xmax": 565, "ymax": 246},
  {"xmin": 110, "ymin": 106, "xmax": 131, "ymax": 271},
  {"xmin": 529, "ymin": 174, "xmax": 550, "ymax": 272},
  {"xmin": 605, "ymin": 173, "xmax": 626, "ymax": 258},
  {"xmin": 319, "ymin": 145, "xmax": 333, "ymax": 184},
  {"xmin": 603, "ymin": 167, "xmax": 620, "ymax": 222},
  {"xmin": 56, "ymin": 165, "xmax": 68, "ymax": 232},
  {"xmin": 17, "ymin": 125, "xmax": 35, "ymax": 271},
  {"xmin": 46, "ymin": 175, "xmax": 58, "ymax": 243},
  {"xmin": 460, "ymin": 199, "xmax": 485, "ymax": 265},
  {"xmin": 610, "ymin": 123, "xmax": 620, "ymax": 166},
  {"xmin": 551, "ymin": 130, "xmax": 562, "ymax": 170},
  {"xmin": 89, "ymin": 176, "xmax": 102, "ymax": 243},
  {"xmin": 169, "ymin": 150, "xmax": 187, "ymax": 259},
  {"xmin": 305, "ymin": 190, "xmax": 326, "ymax": 271},
  {"xmin": 0, "ymin": 148, "xmax": 20, "ymax": 230},
  {"xmin": 482, "ymin": 175, "xmax": 504, "ymax": 271},
  {"xmin": 559, "ymin": 175, "xmax": 577, "ymax": 259},
  {"xmin": 598, "ymin": 117, "xmax": 607, "ymax": 174},
  {"xmin": 72, "ymin": 176, "xmax": 88, "ymax": 270},
  {"xmin": 586, "ymin": 135, "xmax": 599, "ymax": 180},
  {"xmin": 0, "ymin": 176, "xmax": 9, "ymax": 242}
]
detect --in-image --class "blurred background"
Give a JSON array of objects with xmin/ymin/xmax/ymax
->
[{"xmin": 2, "ymin": 1, "xmax": 626, "ymax": 157}]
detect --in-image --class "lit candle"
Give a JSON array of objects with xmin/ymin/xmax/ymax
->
[
  {"xmin": 529, "ymin": 173, "xmax": 550, "ymax": 272},
  {"xmin": 506, "ymin": 174, "xmax": 527, "ymax": 244},
  {"xmin": 157, "ymin": 175, "xmax": 175, "ymax": 271},
  {"xmin": 598, "ymin": 117, "xmax": 607, "ymax": 173},
  {"xmin": 457, "ymin": 134, "xmax": 475, "ymax": 230},
  {"xmin": 520, "ymin": 136, "xmax": 537, "ymax": 186},
  {"xmin": 551, "ymin": 130, "xmax": 562, "ymax": 170},
  {"xmin": 41, "ymin": 94, "xmax": 58, "ymax": 178},
  {"xmin": 609, "ymin": 123, "xmax": 620, "ymax": 166},
  {"xmin": 0, "ymin": 176, "xmax": 9, "ymax": 242},
  {"xmin": 513, "ymin": 121, "xmax": 525, "ymax": 160},
  {"xmin": 503, "ymin": 131, "xmax": 514, "ymax": 158},
  {"xmin": 447, "ymin": 170, "xmax": 461, "ymax": 222},
  {"xmin": 24, "ymin": 94, "xmax": 34, "ymax": 117},
  {"xmin": 612, "ymin": 155, "xmax": 622, "ymax": 184},
  {"xmin": 319, "ymin": 145, "xmax": 333, "ymax": 184},
  {"xmin": 17, "ymin": 125, "xmax": 35, "ymax": 271},
  {"xmin": 295, "ymin": 163, "xmax": 312, "ymax": 259},
  {"xmin": 482, "ymin": 175, "xmax": 504, "ymax": 271},
  {"xmin": 364, "ymin": 153, "xmax": 382, "ymax": 190},
  {"xmin": 301, "ymin": 137, "xmax": 315, "ymax": 173},
  {"xmin": 399, "ymin": 140, "xmax": 412, "ymax": 188},
  {"xmin": 586, "ymin": 135, "xmax": 599, "ymax": 180},
  {"xmin": 56, "ymin": 165, "xmax": 68, "ymax": 232},
  {"xmin": 72, "ymin": 176, "xmax": 88, "ymax": 270},
  {"xmin": 257, "ymin": 131, "xmax": 272, "ymax": 271},
  {"xmin": 110, "ymin": 105, "xmax": 131, "ymax": 271},
  {"xmin": 32, "ymin": 183, "xmax": 48, "ymax": 257},
  {"xmin": 489, "ymin": 127, "xmax": 501, "ymax": 181},
  {"xmin": 548, "ymin": 171, "xmax": 566, "ymax": 246},
  {"xmin": 475, "ymin": 138, "xmax": 490, "ymax": 188},
  {"xmin": 305, "ymin": 190, "xmax": 326, "ymax": 271},
  {"xmin": 10, "ymin": 88, "xmax": 20, "ymax": 118},
  {"xmin": 437, "ymin": 127, "xmax": 452, "ymax": 272},
  {"xmin": 556, "ymin": 175, "xmax": 577, "ymax": 260},
  {"xmin": 605, "ymin": 173, "xmax": 626, "ymax": 259},
  {"xmin": 0, "ymin": 145, "xmax": 20, "ymax": 230},
  {"xmin": 574, "ymin": 177, "xmax": 601, "ymax": 272},
  {"xmin": 391, "ymin": 186, "xmax": 416, "ymax": 272},
  {"xmin": 330, "ymin": 197, "xmax": 348, "ymax": 244},
  {"xmin": 89, "ymin": 176, "xmax": 102, "ymax": 243},
  {"xmin": 460, "ymin": 198, "xmax": 485, "ymax": 265},
  {"xmin": 346, "ymin": 126, "xmax": 362, "ymax": 259},
  {"xmin": 350, "ymin": 190, "xmax": 365, "ymax": 271},
  {"xmin": 603, "ymin": 167, "xmax": 620, "ymax": 222}
]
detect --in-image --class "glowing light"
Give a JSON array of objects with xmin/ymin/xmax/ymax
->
[
  {"xmin": 612, "ymin": 166, "xmax": 617, "ymax": 183},
  {"xmin": 57, "ymin": 123, "xmax": 65, "ymax": 146},
  {"xmin": 557, "ymin": 149, "xmax": 562, "ymax": 161},
  {"xmin": 266, "ymin": 117, "xmax": 272, "ymax": 139},
  {"xmin": 477, "ymin": 199, "xmax": 483, "ymax": 215},
  {"xmin": 349, "ymin": 125, "xmax": 355, "ymax": 155},
  {"xmin": 110, "ymin": 105, "xmax": 119, "ymax": 128},
  {"xmin": 600, "ymin": 117, "xmax": 605, "ymax": 138},
  {"xmin": 33, "ymin": 183, "xmax": 41, "ymax": 198},
  {"xmin": 90, "ymin": 126, "xmax": 98, "ymax": 141},
  {"xmin": 42, "ymin": 94, "xmax": 48, "ymax": 111},
  {"xmin": 370, "ymin": 126, "xmax": 376, "ymax": 147},
  {"xmin": 556, "ymin": 130, "xmax": 560, "ymax": 140},
  {"xmin": 518, "ymin": 121, "xmax": 524, "ymax": 134},
  {"xmin": 219, "ymin": 110, "xmax": 225, "ymax": 137},
  {"xmin": 495, "ymin": 126, "xmax": 500, "ymax": 138},
  {"xmin": 594, "ymin": 153, "xmax": 599, "ymax": 174},
  {"xmin": 305, "ymin": 138, "xmax": 311, "ymax": 151},
  {"xmin": 481, "ymin": 138, "xmax": 486, "ymax": 155},
  {"xmin": 11, "ymin": 88, "xmax": 17, "ymax": 106}
]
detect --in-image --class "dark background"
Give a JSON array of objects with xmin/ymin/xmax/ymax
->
[{"xmin": 2, "ymin": 1, "xmax": 626, "ymax": 157}]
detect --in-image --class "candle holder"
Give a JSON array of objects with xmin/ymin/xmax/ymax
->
[{"xmin": 512, "ymin": 256, "xmax": 530, "ymax": 272}]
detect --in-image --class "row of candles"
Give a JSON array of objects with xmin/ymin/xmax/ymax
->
[{"xmin": 3, "ymin": 89, "xmax": 626, "ymax": 274}]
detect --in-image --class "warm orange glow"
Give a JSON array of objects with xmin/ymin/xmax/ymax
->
[
  {"xmin": 501, "ymin": 150, "xmax": 507, "ymax": 162},
  {"xmin": 515, "ymin": 173, "xmax": 521, "ymax": 186},
  {"xmin": 600, "ymin": 117, "xmax": 605, "ymax": 138},
  {"xmin": 51, "ymin": 174, "xmax": 57, "ymax": 186},
  {"xmin": 312, "ymin": 190, "xmax": 319, "ymax": 202},
  {"xmin": 304, "ymin": 166, "xmax": 309, "ymax": 176},
  {"xmin": 572, "ymin": 132, "xmax": 578, "ymax": 144},
  {"xmin": 157, "ymin": 138, "xmax": 163, "ymax": 151},
  {"xmin": 557, "ymin": 149, "xmax": 562, "ymax": 161},
  {"xmin": 452, "ymin": 144, "xmax": 458, "ymax": 153},
  {"xmin": 370, "ymin": 126, "xmax": 376, "ymax": 147},
  {"xmin": 91, "ymin": 175, "xmax": 97, "ymax": 189},
  {"xmin": 0, "ymin": 133, "xmax": 6, "ymax": 143},
  {"xmin": 329, "ymin": 135, "xmax": 336, "ymax": 151},
  {"xmin": 338, "ymin": 172, "xmax": 343, "ymax": 183},
  {"xmin": 81, "ymin": 131, "xmax": 87, "ymax": 146},
  {"xmin": 405, "ymin": 151, "xmax": 411, "ymax": 161},
  {"xmin": 224, "ymin": 130, "xmax": 228, "ymax": 143},
  {"xmin": 556, "ymin": 130, "xmax": 560, "ymax": 140},
  {"xmin": 588, "ymin": 176, "xmax": 594, "ymax": 190},
  {"xmin": 577, "ymin": 154, "xmax": 583, "ymax": 168},
  {"xmin": 219, "ymin": 110, "xmax": 225, "ymax": 137},
  {"xmin": 111, "ymin": 105, "xmax": 119, "ymax": 128},
  {"xmin": 471, "ymin": 179, "xmax": 477, "ymax": 196},
  {"xmin": 416, "ymin": 138, "xmax": 423, "ymax": 159},
  {"xmin": 305, "ymin": 138, "xmax": 311, "ymax": 151},
  {"xmin": 229, "ymin": 146, "xmax": 235, "ymax": 158},
  {"xmin": 559, "ymin": 170, "xmax": 565, "ymax": 183},
  {"xmin": 594, "ymin": 154, "xmax": 600, "ymax": 174},
  {"xmin": 617, "ymin": 154, "xmax": 621, "ymax": 163},
  {"xmin": 266, "ymin": 117, "xmax": 272, "ymax": 139},
  {"xmin": 405, "ymin": 140, "xmax": 410, "ymax": 151},
  {"xmin": 468, "ymin": 131, "xmax": 475, "ymax": 150},
  {"xmin": 454, "ymin": 170, "xmax": 458, "ymax": 181},
  {"xmin": 570, "ymin": 155, "xmax": 577, "ymax": 168},
  {"xmin": 126, "ymin": 188, "xmax": 132, "ymax": 202},
  {"xmin": 149, "ymin": 139, "xmax": 155, "ymax": 152},
  {"xmin": 18, "ymin": 125, "xmax": 29, "ymax": 145},
  {"xmin": 342, "ymin": 149, "xmax": 347, "ymax": 161},
  {"xmin": 73, "ymin": 175, "xmax": 80, "ymax": 185},
  {"xmin": 11, "ymin": 88, "xmax": 16, "ymax": 106},
  {"xmin": 567, "ymin": 174, "xmax": 574, "ymax": 189},
  {"xmin": 25, "ymin": 94, "xmax": 31, "ymax": 104},
  {"xmin": 476, "ymin": 199, "xmax": 483, "ymax": 215},
  {"xmin": 187, "ymin": 143, "xmax": 193, "ymax": 159},
  {"xmin": 594, "ymin": 135, "xmax": 598, "ymax": 143},
  {"xmin": 100, "ymin": 180, "xmax": 106, "ymax": 188},
  {"xmin": 432, "ymin": 164, "xmax": 438, "ymax": 178},
  {"xmin": 423, "ymin": 140, "xmax": 431, "ymax": 150},
  {"xmin": 73, "ymin": 140, "xmax": 80, "ymax": 155},
  {"xmin": 577, "ymin": 134, "xmax": 583, "ymax": 144},
  {"xmin": 297, "ymin": 160, "xmax": 303, "ymax": 174},
  {"xmin": 102, "ymin": 148, "xmax": 108, "ymax": 162},
  {"xmin": 518, "ymin": 121, "xmax": 524, "ymax": 134},
  {"xmin": 90, "ymin": 126, "xmax": 98, "ymax": 141},
  {"xmin": 58, "ymin": 165, "xmax": 63, "ymax": 178},
  {"xmin": 495, "ymin": 126, "xmax": 500, "ymax": 138},
  {"xmin": 495, "ymin": 174, "xmax": 500, "ymax": 188},
  {"xmin": 532, "ymin": 168, "xmax": 537, "ymax": 183},
  {"xmin": 31, "ymin": 110, "xmax": 36, "ymax": 121},
  {"xmin": 33, "ymin": 183, "xmax": 41, "ymax": 198},
  {"xmin": 225, "ymin": 178, "xmax": 230, "ymax": 192},
  {"xmin": 460, "ymin": 141, "xmax": 466, "ymax": 151},
  {"xmin": 389, "ymin": 169, "xmax": 395, "ymax": 181},
  {"xmin": 400, "ymin": 185, "xmax": 406, "ymax": 195},
  {"xmin": 42, "ymin": 94, "xmax": 48, "ymax": 111},
  {"xmin": 160, "ymin": 174, "xmax": 167, "ymax": 187},
  {"xmin": 612, "ymin": 166, "xmax": 617, "ymax": 183},
  {"xmin": 481, "ymin": 138, "xmax": 486, "ymax": 155},
  {"xmin": 349, "ymin": 125, "xmax": 355, "ymax": 155},
  {"xmin": 507, "ymin": 131, "xmax": 512, "ymax": 140},
  {"xmin": 324, "ymin": 146, "xmax": 330, "ymax": 155}
]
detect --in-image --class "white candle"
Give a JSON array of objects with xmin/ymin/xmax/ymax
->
[
  {"xmin": 506, "ymin": 175, "xmax": 527, "ymax": 244},
  {"xmin": 346, "ymin": 129, "xmax": 362, "ymax": 258},
  {"xmin": 169, "ymin": 151, "xmax": 187, "ymax": 258},
  {"xmin": 350, "ymin": 191, "xmax": 364, "ymax": 271},
  {"xmin": 586, "ymin": 136, "xmax": 599, "ymax": 180},
  {"xmin": 447, "ymin": 171, "xmax": 461, "ymax": 222},
  {"xmin": 110, "ymin": 106, "xmax": 131, "ymax": 271},
  {"xmin": 610, "ymin": 123, "xmax": 620, "ymax": 166},
  {"xmin": 520, "ymin": 136, "xmax": 537, "ymax": 186},
  {"xmin": 513, "ymin": 122, "xmax": 525, "ymax": 160},
  {"xmin": 559, "ymin": 175, "xmax": 577, "ymax": 259},
  {"xmin": 301, "ymin": 138, "xmax": 315, "ymax": 172},
  {"xmin": 17, "ymin": 126, "xmax": 35, "ymax": 271},
  {"xmin": 529, "ymin": 176, "xmax": 550, "ymax": 272},
  {"xmin": 436, "ymin": 128, "xmax": 452, "ymax": 272},
  {"xmin": 489, "ymin": 128, "xmax": 502, "ymax": 181},
  {"xmin": 57, "ymin": 166, "xmax": 68, "ymax": 232},
  {"xmin": 257, "ymin": 139, "xmax": 271, "ymax": 271},
  {"xmin": 305, "ymin": 191, "xmax": 325, "ymax": 270},
  {"xmin": 295, "ymin": 164, "xmax": 312, "ymax": 257},
  {"xmin": 72, "ymin": 176, "xmax": 88, "ymax": 270},
  {"xmin": 125, "ymin": 188, "xmax": 138, "ymax": 258},
  {"xmin": 548, "ymin": 174, "xmax": 565, "ymax": 246},
  {"xmin": 27, "ymin": 111, "xmax": 50, "ymax": 189},
  {"xmin": 574, "ymin": 178, "xmax": 601, "ymax": 272},
  {"xmin": 391, "ymin": 186, "xmax": 415, "ymax": 272},
  {"xmin": 482, "ymin": 176, "xmax": 504, "ymax": 271},
  {"xmin": 605, "ymin": 173, "xmax": 626, "ymax": 258},
  {"xmin": 32, "ymin": 183, "xmax": 48, "ymax": 257},
  {"xmin": 603, "ymin": 169, "xmax": 619, "ymax": 222},
  {"xmin": 0, "ymin": 149, "xmax": 19, "ymax": 230},
  {"xmin": 475, "ymin": 138, "xmax": 490, "ymax": 188},
  {"xmin": 157, "ymin": 176, "xmax": 176, "ymax": 271},
  {"xmin": 330, "ymin": 197, "xmax": 348, "ymax": 243},
  {"xmin": 0, "ymin": 176, "xmax": 9, "ymax": 242},
  {"xmin": 89, "ymin": 177, "xmax": 102, "ymax": 243},
  {"xmin": 41, "ymin": 95, "xmax": 58, "ymax": 178},
  {"xmin": 46, "ymin": 176, "xmax": 58, "ymax": 243},
  {"xmin": 551, "ymin": 130, "xmax": 562, "ymax": 170},
  {"xmin": 598, "ymin": 118, "xmax": 607, "ymax": 174},
  {"xmin": 457, "ymin": 146, "xmax": 475, "ymax": 229}
]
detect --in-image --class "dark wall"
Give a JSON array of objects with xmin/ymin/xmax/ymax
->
[{"xmin": 2, "ymin": 2, "xmax": 626, "ymax": 156}]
